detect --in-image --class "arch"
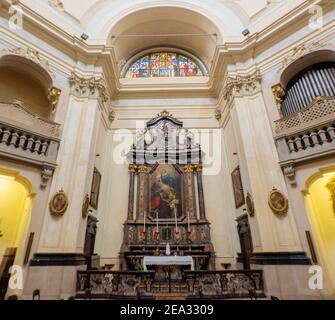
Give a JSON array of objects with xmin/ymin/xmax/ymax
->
[
  {"xmin": 277, "ymin": 49, "xmax": 335, "ymax": 117},
  {"xmin": 0, "ymin": 54, "xmax": 53, "ymax": 94},
  {"xmin": 280, "ymin": 49, "xmax": 335, "ymax": 88},
  {"xmin": 303, "ymin": 166, "xmax": 335, "ymax": 294},
  {"xmin": 79, "ymin": 1, "xmax": 245, "ymax": 67},
  {"xmin": 0, "ymin": 54, "xmax": 54, "ymax": 118},
  {"xmin": 121, "ymin": 47, "xmax": 208, "ymax": 78},
  {"xmin": 0, "ymin": 168, "xmax": 35, "ymax": 284}
]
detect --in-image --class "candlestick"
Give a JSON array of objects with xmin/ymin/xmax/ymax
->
[
  {"xmin": 174, "ymin": 207, "xmax": 178, "ymax": 232},
  {"xmin": 156, "ymin": 212, "xmax": 159, "ymax": 233},
  {"xmin": 144, "ymin": 212, "xmax": 146, "ymax": 233},
  {"xmin": 187, "ymin": 211, "xmax": 191, "ymax": 233}
]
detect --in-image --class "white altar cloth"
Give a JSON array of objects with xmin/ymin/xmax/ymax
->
[{"xmin": 143, "ymin": 256, "xmax": 194, "ymax": 271}]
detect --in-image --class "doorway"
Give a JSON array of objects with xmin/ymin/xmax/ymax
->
[
  {"xmin": 0, "ymin": 169, "xmax": 34, "ymax": 298},
  {"xmin": 304, "ymin": 170, "xmax": 335, "ymax": 293}
]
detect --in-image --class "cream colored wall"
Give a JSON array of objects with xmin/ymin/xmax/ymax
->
[{"xmin": 0, "ymin": 68, "xmax": 51, "ymax": 118}]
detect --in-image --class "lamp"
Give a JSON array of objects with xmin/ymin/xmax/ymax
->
[
  {"xmin": 81, "ymin": 33, "xmax": 89, "ymax": 41},
  {"xmin": 242, "ymin": 29, "xmax": 251, "ymax": 37}
]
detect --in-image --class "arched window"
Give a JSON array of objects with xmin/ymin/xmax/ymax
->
[
  {"xmin": 281, "ymin": 62, "xmax": 335, "ymax": 116},
  {"xmin": 124, "ymin": 51, "xmax": 206, "ymax": 78}
]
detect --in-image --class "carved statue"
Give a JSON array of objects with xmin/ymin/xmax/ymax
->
[{"xmin": 326, "ymin": 176, "xmax": 335, "ymax": 214}]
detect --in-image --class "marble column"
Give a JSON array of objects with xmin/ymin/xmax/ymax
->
[
  {"xmin": 195, "ymin": 164, "xmax": 206, "ymax": 221},
  {"xmin": 182, "ymin": 165, "xmax": 197, "ymax": 219},
  {"xmin": 127, "ymin": 164, "xmax": 137, "ymax": 221},
  {"xmin": 136, "ymin": 165, "xmax": 149, "ymax": 221}
]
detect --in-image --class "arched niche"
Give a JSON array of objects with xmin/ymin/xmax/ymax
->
[
  {"xmin": 0, "ymin": 55, "xmax": 54, "ymax": 119},
  {"xmin": 103, "ymin": 5, "xmax": 224, "ymax": 69},
  {"xmin": 280, "ymin": 49, "xmax": 335, "ymax": 88}
]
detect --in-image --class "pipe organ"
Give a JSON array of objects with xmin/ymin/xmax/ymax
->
[{"xmin": 281, "ymin": 62, "xmax": 335, "ymax": 117}]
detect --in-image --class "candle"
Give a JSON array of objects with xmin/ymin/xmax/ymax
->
[{"xmin": 156, "ymin": 212, "xmax": 159, "ymax": 233}]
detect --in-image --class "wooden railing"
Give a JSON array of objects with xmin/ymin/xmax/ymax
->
[{"xmin": 76, "ymin": 269, "xmax": 265, "ymax": 300}]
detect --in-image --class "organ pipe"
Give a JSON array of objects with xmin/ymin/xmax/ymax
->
[{"xmin": 281, "ymin": 64, "xmax": 335, "ymax": 117}]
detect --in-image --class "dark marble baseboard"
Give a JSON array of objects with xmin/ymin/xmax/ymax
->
[
  {"xmin": 30, "ymin": 253, "xmax": 87, "ymax": 267},
  {"xmin": 237, "ymin": 252, "xmax": 311, "ymax": 266}
]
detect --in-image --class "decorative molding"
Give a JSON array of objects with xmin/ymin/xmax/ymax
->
[
  {"xmin": 279, "ymin": 41, "xmax": 327, "ymax": 71},
  {"xmin": 48, "ymin": 0, "xmax": 64, "ymax": 11},
  {"xmin": 69, "ymin": 72, "xmax": 114, "ymax": 127},
  {"xmin": 238, "ymin": 252, "xmax": 311, "ymax": 265},
  {"xmin": 40, "ymin": 166, "xmax": 54, "ymax": 189},
  {"xmin": 283, "ymin": 164, "xmax": 296, "ymax": 187},
  {"xmin": 215, "ymin": 108, "xmax": 222, "ymax": 121},
  {"xmin": 223, "ymin": 70, "xmax": 262, "ymax": 102},
  {"xmin": 1, "ymin": 46, "xmax": 53, "ymax": 76},
  {"xmin": 30, "ymin": 253, "xmax": 87, "ymax": 267}
]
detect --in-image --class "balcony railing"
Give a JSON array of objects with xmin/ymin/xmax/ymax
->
[
  {"xmin": 274, "ymin": 97, "xmax": 335, "ymax": 180},
  {"xmin": 76, "ymin": 269, "xmax": 265, "ymax": 300},
  {"xmin": 0, "ymin": 101, "xmax": 61, "ymax": 173}
]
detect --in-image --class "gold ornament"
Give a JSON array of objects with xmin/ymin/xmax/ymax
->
[
  {"xmin": 326, "ymin": 175, "xmax": 335, "ymax": 214},
  {"xmin": 268, "ymin": 188, "xmax": 289, "ymax": 216},
  {"xmin": 49, "ymin": 189, "xmax": 69, "ymax": 216}
]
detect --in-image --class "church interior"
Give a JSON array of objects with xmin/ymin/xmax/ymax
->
[{"xmin": 0, "ymin": 0, "xmax": 335, "ymax": 301}]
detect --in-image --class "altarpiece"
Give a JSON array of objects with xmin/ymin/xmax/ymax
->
[{"xmin": 120, "ymin": 111, "xmax": 215, "ymax": 274}]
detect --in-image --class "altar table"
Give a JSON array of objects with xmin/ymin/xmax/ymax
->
[{"xmin": 143, "ymin": 256, "xmax": 194, "ymax": 271}]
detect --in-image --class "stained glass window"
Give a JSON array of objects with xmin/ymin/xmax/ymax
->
[{"xmin": 125, "ymin": 52, "xmax": 205, "ymax": 78}]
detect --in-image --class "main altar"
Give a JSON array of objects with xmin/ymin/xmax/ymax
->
[{"xmin": 120, "ymin": 111, "xmax": 215, "ymax": 281}]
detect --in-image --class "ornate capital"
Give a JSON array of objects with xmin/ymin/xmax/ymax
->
[
  {"xmin": 182, "ymin": 165, "xmax": 195, "ymax": 174},
  {"xmin": 2, "ymin": 47, "xmax": 53, "ymax": 75},
  {"xmin": 223, "ymin": 70, "xmax": 262, "ymax": 102},
  {"xmin": 137, "ymin": 165, "xmax": 149, "ymax": 174},
  {"xmin": 41, "ymin": 167, "xmax": 54, "ymax": 189},
  {"xmin": 215, "ymin": 108, "xmax": 222, "ymax": 121},
  {"xmin": 194, "ymin": 164, "xmax": 203, "ymax": 173},
  {"xmin": 69, "ymin": 72, "xmax": 109, "ymax": 102},
  {"xmin": 128, "ymin": 164, "xmax": 138, "ymax": 173}
]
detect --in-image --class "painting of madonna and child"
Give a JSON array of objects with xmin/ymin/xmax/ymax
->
[{"xmin": 150, "ymin": 165, "xmax": 183, "ymax": 221}]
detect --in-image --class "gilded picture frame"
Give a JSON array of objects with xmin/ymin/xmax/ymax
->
[
  {"xmin": 90, "ymin": 168, "xmax": 101, "ymax": 210},
  {"xmin": 268, "ymin": 188, "xmax": 289, "ymax": 215},
  {"xmin": 49, "ymin": 189, "xmax": 69, "ymax": 216},
  {"xmin": 82, "ymin": 193, "xmax": 90, "ymax": 219},
  {"xmin": 231, "ymin": 166, "xmax": 245, "ymax": 209}
]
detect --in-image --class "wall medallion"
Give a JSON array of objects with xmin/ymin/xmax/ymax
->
[
  {"xmin": 49, "ymin": 189, "xmax": 69, "ymax": 216},
  {"xmin": 326, "ymin": 175, "xmax": 335, "ymax": 214},
  {"xmin": 246, "ymin": 192, "xmax": 255, "ymax": 217},
  {"xmin": 268, "ymin": 188, "xmax": 289, "ymax": 216},
  {"xmin": 82, "ymin": 194, "xmax": 90, "ymax": 219}
]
